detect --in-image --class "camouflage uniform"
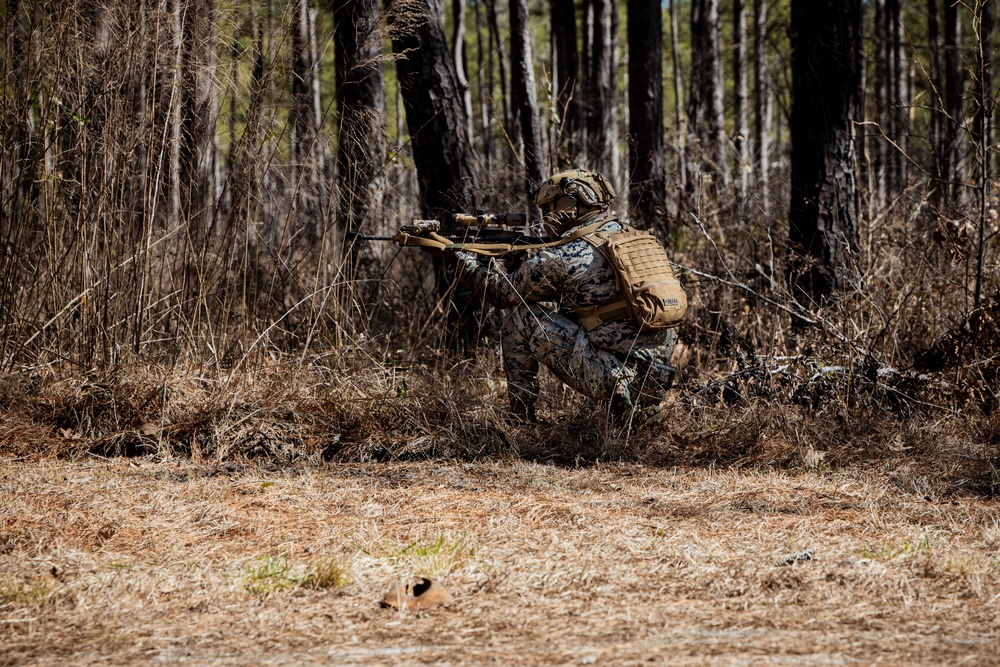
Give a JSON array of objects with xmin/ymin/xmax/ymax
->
[{"xmin": 456, "ymin": 217, "xmax": 675, "ymax": 417}]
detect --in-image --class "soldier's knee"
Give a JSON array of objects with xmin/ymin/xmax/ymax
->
[{"xmin": 504, "ymin": 303, "xmax": 547, "ymax": 337}]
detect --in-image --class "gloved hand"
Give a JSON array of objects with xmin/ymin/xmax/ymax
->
[{"xmin": 454, "ymin": 250, "xmax": 488, "ymax": 274}]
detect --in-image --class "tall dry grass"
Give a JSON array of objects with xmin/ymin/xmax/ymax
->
[{"xmin": 0, "ymin": 1, "xmax": 998, "ymax": 496}]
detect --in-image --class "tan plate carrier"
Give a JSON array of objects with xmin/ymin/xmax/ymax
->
[{"xmin": 394, "ymin": 219, "xmax": 686, "ymax": 332}]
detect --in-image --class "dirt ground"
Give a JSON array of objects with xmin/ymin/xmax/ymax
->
[{"xmin": 1, "ymin": 456, "xmax": 998, "ymax": 666}]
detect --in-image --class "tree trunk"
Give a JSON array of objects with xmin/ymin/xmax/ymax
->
[
  {"xmin": 585, "ymin": 0, "xmax": 618, "ymax": 186},
  {"xmin": 944, "ymin": 0, "xmax": 964, "ymax": 207},
  {"xmin": 872, "ymin": 0, "xmax": 887, "ymax": 207},
  {"xmin": 733, "ymin": 0, "xmax": 749, "ymax": 199},
  {"xmin": 510, "ymin": 0, "xmax": 545, "ymax": 194},
  {"xmin": 484, "ymin": 0, "xmax": 511, "ymax": 156},
  {"xmin": 179, "ymin": 0, "xmax": 218, "ymax": 233},
  {"xmin": 389, "ymin": 0, "xmax": 482, "ymax": 345},
  {"xmin": 168, "ymin": 0, "xmax": 183, "ymax": 225},
  {"xmin": 928, "ymin": 0, "xmax": 943, "ymax": 203},
  {"xmin": 669, "ymin": 0, "xmax": 687, "ymax": 195},
  {"xmin": 689, "ymin": 0, "xmax": 727, "ymax": 185},
  {"xmin": 752, "ymin": 0, "xmax": 771, "ymax": 215},
  {"xmin": 788, "ymin": 0, "xmax": 862, "ymax": 304},
  {"xmin": 389, "ymin": 0, "xmax": 478, "ymax": 214},
  {"xmin": 334, "ymin": 0, "xmax": 385, "ymax": 236},
  {"xmin": 551, "ymin": 0, "xmax": 580, "ymax": 166},
  {"xmin": 627, "ymin": 0, "xmax": 665, "ymax": 231},
  {"xmin": 474, "ymin": 0, "xmax": 492, "ymax": 168},
  {"xmin": 451, "ymin": 0, "xmax": 474, "ymax": 148},
  {"xmin": 291, "ymin": 0, "xmax": 324, "ymax": 240},
  {"xmin": 887, "ymin": 0, "xmax": 906, "ymax": 192},
  {"xmin": 975, "ymin": 0, "xmax": 994, "ymax": 307}
]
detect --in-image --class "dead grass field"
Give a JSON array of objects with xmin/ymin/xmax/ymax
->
[{"xmin": 2, "ymin": 456, "xmax": 998, "ymax": 666}]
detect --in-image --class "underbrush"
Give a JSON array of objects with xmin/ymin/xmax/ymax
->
[
  {"xmin": 2, "ymin": 0, "xmax": 999, "ymax": 498},
  {"xmin": 1, "ymin": 341, "xmax": 997, "ymax": 499}
]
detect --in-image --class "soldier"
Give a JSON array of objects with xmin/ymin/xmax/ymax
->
[{"xmin": 454, "ymin": 170, "xmax": 679, "ymax": 422}]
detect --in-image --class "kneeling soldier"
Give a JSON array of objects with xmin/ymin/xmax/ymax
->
[{"xmin": 455, "ymin": 169, "xmax": 683, "ymax": 422}]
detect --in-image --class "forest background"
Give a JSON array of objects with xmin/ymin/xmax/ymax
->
[
  {"xmin": 5, "ymin": 4, "xmax": 1000, "ymax": 663},
  {"xmin": 1, "ymin": 0, "xmax": 999, "ymax": 486}
]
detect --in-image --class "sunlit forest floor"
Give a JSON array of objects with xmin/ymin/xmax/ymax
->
[{"xmin": 2, "ymin": 456, "xmax": 998, "ymax": 666}]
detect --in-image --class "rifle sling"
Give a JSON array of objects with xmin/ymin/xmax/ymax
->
[{"xmin": 392, "ymin": 220, "xmax": 609, "ymax": 257}]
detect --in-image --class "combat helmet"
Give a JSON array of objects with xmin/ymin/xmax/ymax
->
[{"xmin": 534, "ymin": 169, "xmax": 615, "ymax": 236}]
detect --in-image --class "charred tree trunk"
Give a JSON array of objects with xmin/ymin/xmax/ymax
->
[
  {"xmin": 389, "ymin": 0, "xmax": 478, "ymax": 213},
  {"xmin": 510, "ymin": 0, "xmax": 544, "ymax": 194},
  {"xmin": 627, "ymin": 0, "xmax": 665, "ymax": 231},
  {"xmin": 788, "ymin": 0, "xmax": 862, "ymax": 304},
  {"xmin": 551, "ymin": 0, "xmax": 580, "ymax": 166},
  {"xmin": 334, "ymin": 0, "xmax": 385, "ymax": 237},
  {"xmin": 388, "ymin": 0, "xmax": 481, "ymax": 345}
]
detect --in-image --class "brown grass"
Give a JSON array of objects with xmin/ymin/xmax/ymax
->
[{"xmin": 1, "ymin": 457, "xmax": 998, "ymax": 666}]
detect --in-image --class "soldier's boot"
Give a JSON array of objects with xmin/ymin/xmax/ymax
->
[
  {"xmin": 508, "ymin": 389, "xmax": 539, "ymax": 423},
  {"xmin": 608, "ymin": 381, "xmax": 636, "ymax": 424},
  {"xmin": 629, "ymin": 359, "xmax": 676, "ymax": 407}
]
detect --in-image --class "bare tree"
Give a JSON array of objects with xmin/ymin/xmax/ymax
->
[
  {"xmin": 885, "ymin": 0, "xmax": 906, "ymax": 193},
  {"xmin": 974, "ymin": 0, "xmax": 994, "ymax": 307},
  {"xmin": 733, "ymin": 0, "xmax": 750, "ymax": 198},
  {"xmin": 788, "ymin": 0, "xmax": 862, "ymax": 304},
  {"xmin": 928, "ymin": 0, "xmax": 943, "ymax": 202},
  {"xmin": 473, "ymin": 0, "xmax": 492, "ymax": 167},
  {"xmin": 484, "ymin": 0, "xmax": 511, "ymax": 156},
  {"xmin": 388, "ymin": 0, "xmax": 481, "ymax": 344},
  {"xmin": 943, "ymin": 0, "xmax": 965, "ymax": 207},
  {"xmin": 510, "ymin": 0, "xmax": 544, "ymax": 193},
  {"xmin": 551, "ymin": 0, "xmax": 580, "ymax": 167},
  {"xmin": 178, "ymin": 0, "xmax": 219, "ymax": 232},
  {"xmin": 752, "ymin": 0, "xmax": 771, "ymax": 214},
  {"xmin": 585, "ymin": 0, "xmax": 619, "ymax": 186},
  {"xmin": 333, "ymin": 0, "xmax": 385, "ymax": 236},
  {"xmin": 290, "ymin": 0, "xmax": 325, "ymax": 239},
  {"xmin": 669, "ymin": 0, "xmax": 688, "ymax": 195},
  {"xmin": 451, "ymin": 0, "xmax": 474, "ymax": 148},
  {"xmin": 689, "ymin": 0, "xmax": 728, "ymax": 186},
  {"xmin": 627, "ymin": 0, "xmax": 665, "ymax": 230}
]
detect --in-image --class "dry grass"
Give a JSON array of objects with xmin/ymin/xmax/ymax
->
[{"xmin": 1, "ymin": 457, "xmax": 998, "ymax": 666}]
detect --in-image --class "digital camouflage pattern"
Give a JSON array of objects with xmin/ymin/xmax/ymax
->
[{"xmin": 456, "ymin": 218, "xmax": 675, "ymax": 417}]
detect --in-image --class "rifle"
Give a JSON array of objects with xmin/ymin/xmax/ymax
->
[{"xmin": 347, "ymin": 212, "xmax": 547, "ymax": 256}]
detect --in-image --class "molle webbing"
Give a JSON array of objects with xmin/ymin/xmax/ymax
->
[{"xmin": 574, "ymin": 226, "xmax": 687, "ymax": 331}]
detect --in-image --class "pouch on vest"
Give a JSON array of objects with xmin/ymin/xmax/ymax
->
[{"xmin": 585, "ymin": 228, "xmax": 687, "ymax": 330}]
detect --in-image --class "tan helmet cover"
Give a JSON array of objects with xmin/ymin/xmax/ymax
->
[{"xmin": 534, "ymin": 169, "xmax": 616, "ymax": 211}]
